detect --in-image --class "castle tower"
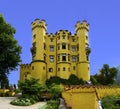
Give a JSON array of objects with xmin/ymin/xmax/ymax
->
[
  {"xmin": 76, "ymin": 20, "xmax": 91, "ymax": 80},
  {"xmin": 31, "ymin": 18, "xmax": 47, "ymax": 83},
  {"xmin": 56, "ymin": 30, "xmax": 71, "ymax": 79}
]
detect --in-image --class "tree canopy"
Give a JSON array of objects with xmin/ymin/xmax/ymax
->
[
  {"xmin": 0, "ymin": 15, "xmax": 22, "ymax": 88},
  {"xmin": 91, "ymin": 64, "xmax": 118, "ymax": 85}
]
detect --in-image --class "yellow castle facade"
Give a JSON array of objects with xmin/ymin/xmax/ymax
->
[{"xmin": 20, "ymin": 18, "xmax": 91, "ymax": 83}]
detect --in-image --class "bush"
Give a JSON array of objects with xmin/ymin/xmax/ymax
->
[
  {"xmin": 102, "ymin": 96, "xmax": 120, "ymax": 109},
  {"xmin": 45, "ymin": 100, "xmax": 59, "ymax": 109},
  {"xmin": 49, "ymin": 84, "xmax": 63, "ymax": 100},
  {"xmin": 10, "ymin": 98, "xmax": 37, "ymax": 106}
]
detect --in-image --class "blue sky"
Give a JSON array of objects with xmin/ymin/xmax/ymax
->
[{"xmin": 0, "ymin": 0, "xmax": 120, "ymax": 85}]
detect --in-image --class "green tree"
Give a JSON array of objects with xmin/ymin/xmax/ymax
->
[
  {"xmin": 49, "ymin": 83, "xmax": 63, "ymax": 100},
  {"xmin": 18, "ymin": 78, "xmax": 41, "ymax": 96},
  {"xmin": 93, "ymin": 64, "xmax": 118, "ymax": 85},
  {"xmin": 68, "ymin": 74, "xmax": 85, "ymax": 85},
  {"xmin": 0, "ymin": 15, "xmax": 22, "ymax": 88}
]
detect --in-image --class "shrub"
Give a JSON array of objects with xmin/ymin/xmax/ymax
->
[
  {"xmin": 102, "ymin": 96, "xmax": 120, "ymax": 109},
  {"xmin": 49, "ymin": 84, "xmax": 63, "ymax": 100},
  {"xmin": 10, "ymin": 98, "xmax": 37, "ymax": 106},
  {"xmin": 45, "ymin": 100, "xmax": 59, "ymax": 109}
]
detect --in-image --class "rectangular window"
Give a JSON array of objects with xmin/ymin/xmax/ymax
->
[
  {"xmin": 50, "ymin": 45, "xmax": 54, "ymax": 51},
  {"xmin": 72, "ymin": 55, "xmax": 76, "ymax": 62},
  {"xmin": 62, "ymin": 53, "xmax": 66, "ymax": 61},
  {"xmin": 57, "ymin": 44, "xmax": 60, "ymax": 50},
  {"xmin": 73, "ymin": 66, "xmax": 76, "ymax": 70},
  {"xmin": 77, "ymin": 54, "xmax": 79, "ymax": 61},
  {"xmin": 50, "ymin": 55, "xmax": 54, "ymax": 62},
  {"xmin": 58, "ymin": 68, "xmax": 60, "ymax": 71},
  {"xmin": 50, "ymin": 38, "xmax": 53, "ymax": 42},
  {"xmin": 72, "ymin": 38, "xmax": 75, "ymax": 42},
  {"xmin": 68, "ymin": 54, "xmax": 70, "ymax": 61},
  {"xmin": 57, "ymin": 54, "xmax": 60, "ymax": 61},
  {"xmin": 72, "ymin": 46, "xmax": 76, "ymax": 52},
  {"xmin": 62, "ymin": 43, "xmax": 66, "ymax": 49},
  {"xmin": 68, "ymin": 44, "xmax": 70, "ymax": 50},
  {"xmin": 62, "ymin": 35, "xmax": 66, "ymax": 39},
  {"xmin": 86, "ymin": 55, "xmax": 89, "ymax": 61},
  {"xmin": 43, "ymin": 66, "xmax": 45, "ymax": 70},
  {"xmin": 49, "ymin": 68, "xmax": 53, "ymax": 72},
  {"xmin": 32, "ymin": 66, "xmax": 34, "ymax": 70},
  {"xmin": 63, "ymin": 67, "xmax": 65, "ymax": 71}
]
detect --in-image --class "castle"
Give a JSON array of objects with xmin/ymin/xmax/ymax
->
[{"xmin": 20, "ymin": 18, "xmax": 91, "ymax": 83}]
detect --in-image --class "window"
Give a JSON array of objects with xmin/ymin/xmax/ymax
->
[
  {"xmin": 62, "ymin": 43, "xmax": 66, "ymax": 49},
  {"xmin": 86, "ymin": 55, "xmax": 89, "ymax": 61},
  {"xmin": 68, "ymin": 68, "xmax": 70, "ymax": 71},
  {"xmin": 57, "ymin": 54, "xmax": 60, "ymax": 61},
  {"xmin": 57, "ymin": 44, "xmax": 60, "ymax": 50},
  {"xmin": 68, "ymin": 54, "xmax": 70, "ymax": 61},
  {"xmin": 73, "ymin": 66, "xmax": 76, "ymax": 70},
  {"xmin": 72, "ymin": 46, "xmax": 76, "ymax": 52},
  {"xmin": 63, "ymin": 67, "xmax": 65, "ymax": 71},
  {"xmin": 50, "ymin": 55, "xmax": 54, "ymax": 62},
  {"xmin": 62, "ymin": 53, "xmax": 66, "ymax": 61},
  {"xmin": 43, "ymin": 66, "xmax": 45, "ymax": 70},
  {"xmin": 32, "ymin": 66, "xmax": 34, "ymax": 70},
  {"xmin": 72, "ymin": 38, "xmax": 75, "ymax": 42},
  {"xmin": 68, "ymin": 44, "xmax": 70, "ymax": 50},
  {"xmin": 62, "ymin": 35, "xmax": 65, "ymax": 39},
  {"xmin": 58, "ymin": 68, "xmax": 60, "ymax": 71},
  {"xmin": 50, "ymin": 38, "xmax": 53, "ymax": 42},
  {"xmin": 44, "ymin": 54, "xmax": 46, "ymax": 61},
  {"xmin": 50, "ymin": 45, "xmax": 54, "ymax": 51},
  {"xmin": 77, "ymin": 54, "xmax": 79, "ymax": 61},
  {"xmin": 86, "ymin": 36, "xmax": 88, "ymax": 40},
  {"xmin": 72, "ymin": 55, "xmax": 76, "ymax": 62},
  {"xmin": 77, "ymin": 44, "xmax": 79, "ymax": 51},
  {"xmin": 33, "ymin": 34, "xmax": 36, "ymax": 39},
  {"xmin": 44, "ymin": 43, "xmax": 46, "ymax": 50},
  {"xmin": 49, "ymin": 68, "xmax": 53, "ymax": 72}
]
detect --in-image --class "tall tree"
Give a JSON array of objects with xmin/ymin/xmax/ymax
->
[
  {"xmin": 0, "ymin": 15, "xmax": 22, "ymax": 88},
  {"xmin": 92, "ymin": 64, "xmax": 118, "ymax": 85}
]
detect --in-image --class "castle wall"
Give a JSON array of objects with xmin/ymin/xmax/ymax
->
[{"xmin": 62, "ymin": 86, "xmax": 120, "ymax": 109}]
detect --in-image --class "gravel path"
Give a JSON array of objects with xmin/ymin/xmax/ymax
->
[{"xmin": 0, "ymin": 97, "xmax": 46, "ymax": 109}]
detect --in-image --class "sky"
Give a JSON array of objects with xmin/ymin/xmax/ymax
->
[{"xmin": 0, "ymin": 0, "xmax": 120, "ymax": 85}]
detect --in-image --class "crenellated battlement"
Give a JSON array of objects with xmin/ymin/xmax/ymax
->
[
  {"xmin": 63, "ymin": 85, "xmax": 120, "ymax": 99},
  {"xmin": 20, "ymin": 64, "xmax": 31, "ymax": 69},
  {"xmin": 31, "ymin": 18, "xmax": 47, "ymax": 31},
  {"xmin": 75, "ymin": 20, "xmax": 89, "ymax": 32}
]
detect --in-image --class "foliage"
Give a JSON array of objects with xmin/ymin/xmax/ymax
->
[
  {"xmin": 0, "ymin": 15, "xmax": 22, "ymax": 88},
  {"xmin": 102, "ymin": 96, "xmax": 120, "ymax": 109},
  {"xmin": 45, "ymin": 100, "xmax": 59, "ymax": 109},
  {"xmin": 46, "ymin": 74, "xmax": 85, "ymax": 86},
  {"xmin": 49, "ymin": 84, "xmax": 63, "ymax": 100},
  {"xmin": 46, "ymin": 76, "xmax": 61, "ymax": 87},
  {"xmin": 18, "ymin": 78, "xmax": 41, "ymax": 96},
  {"xmin": 91, "ymin": 64, "xmax": 118, "ymax": 85},
  {"xmin": 10, "ymin": 98, "xmax": 36, "ymax": 106},
  {"xmin": 0, "ymin": 73, "xmax": 9, "ymax": 88}
]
